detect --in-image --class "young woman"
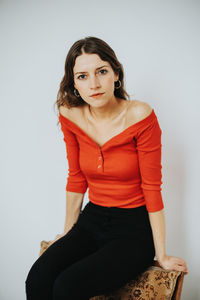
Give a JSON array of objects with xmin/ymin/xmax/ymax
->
[{"xmin": 25, "ymin": 36, "xmax": 188, "ymax": 300}]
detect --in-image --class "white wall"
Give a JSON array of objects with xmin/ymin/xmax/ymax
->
[{"xmin": 1, "ymin": 0, "xmax": 199, "ymax": 299}]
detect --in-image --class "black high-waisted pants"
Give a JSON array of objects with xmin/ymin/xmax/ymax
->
[{"xmin": 25, "ymin": 201, "xmax": 155, "ymax": 300}]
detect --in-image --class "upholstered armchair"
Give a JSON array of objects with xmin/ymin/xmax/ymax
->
[{"xmin": 40, "ymin": 240, "xmax": 184, "ymax": 300}]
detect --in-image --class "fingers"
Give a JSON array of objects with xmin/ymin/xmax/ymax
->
[
  {"xmin": 49, "ymin": 234, "xmax": 64, "ymax": 246},
  {"xmin": 174, "ymin": 264, "xmax": 186, "ymax": 272},
  {"xmin": 171, "ymin": 256, "xmax": 188, "ymax": 271},
  {"xmin": 161, "ymin": 255, "xmax": 188, "ymax": 274},
  {"xmin": 173, "ymin": 262, "xmax": 188, "ymax": 274},
  {"xmin": 176, "ymin": 257, "xmax": 186, "ymax": 265},
  {"xmin": 48, "ymin": 240, "xmax": 54, "ymax": 246}
]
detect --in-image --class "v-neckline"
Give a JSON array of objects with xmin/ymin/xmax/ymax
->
[{"xmin": 59, "ymin": 108, "xmax": 155, "ymax": 149}]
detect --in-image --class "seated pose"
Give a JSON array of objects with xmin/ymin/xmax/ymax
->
[{"xmin": 25, "ymin": 36, "xmax": 188, "ymax": 300}]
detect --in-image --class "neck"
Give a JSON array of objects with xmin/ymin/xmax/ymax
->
[{"xmin": 88, "ymin": 97, "xmax": 127, "ymax": 122}]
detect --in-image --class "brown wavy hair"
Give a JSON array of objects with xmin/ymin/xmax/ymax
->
[{"xmin": 54, "ymin": 36, "xmax": 130, "ymax": 124}]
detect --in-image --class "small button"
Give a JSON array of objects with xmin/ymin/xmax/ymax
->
[
  {"xmin": 98, "ymin": 156, "xmax": 102, "ymax": 160},
  {"xmin": 97, "ymin": 165, "xmax": 102, "ymax": 168}
]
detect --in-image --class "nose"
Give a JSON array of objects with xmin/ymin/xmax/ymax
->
[{"xmin": 89, "ymin": 75, "xmax": 101, "ymax": 89}]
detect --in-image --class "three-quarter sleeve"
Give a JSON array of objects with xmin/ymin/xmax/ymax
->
[
  {"xmin": 135, "ymin": 114, "xmax": 164, "ymax": 212},
  {"xmin": 59, "ymin": 116, "xmax": 88, "ymax": 194}
]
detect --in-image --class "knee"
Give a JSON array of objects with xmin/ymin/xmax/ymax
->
[
  {"xmin": 25, "ymin": 258, "xmax": 47, "ymax": 297},
  {"xmin": 52, "ymin": 272, "xmax": 72, "ymax": 300},
  {"xmin": 53, "ymin": 270, "xmax": 85, "ymax": 300},
  {"xmin": 25, "ymin": 265, "xmax": 39, "ymax": 296}
]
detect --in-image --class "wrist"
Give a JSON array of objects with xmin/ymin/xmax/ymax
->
[{"xmin": 156, "ymin": 253, "xmax": 167, "ymax": 262}]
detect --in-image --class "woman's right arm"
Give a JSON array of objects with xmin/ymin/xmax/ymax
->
[
  {"xmin": 49, "ymin": 107, "xmax": 88, "ymax": 244},
  {"xmin": 58, "ymin": 107, "xmax": 88, "ymax": 235},
  {"xmin": 49, "ymin": 190, "xmax": 85, "ymax": 246},
  {"xmin": 63, "ymin": 191, "xmax": 85, "ymax": 234}
]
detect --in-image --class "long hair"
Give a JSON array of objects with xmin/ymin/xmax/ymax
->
[{"xmin": 54, "ymin": 36, "xmax": 130, "ymax": 124}]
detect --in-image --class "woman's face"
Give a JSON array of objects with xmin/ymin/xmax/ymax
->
[{"xmin": 73, "ymin": 52, "xmax": 119, "ymax": 107}]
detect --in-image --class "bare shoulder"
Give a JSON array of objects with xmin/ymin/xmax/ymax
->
[
  {"xmin": 128, "ymin": 99, "xmax": 153, "ymax": 123},
  {"xmin": 58, "ymin": 104, "xmax": 85, "ymax": 122}
]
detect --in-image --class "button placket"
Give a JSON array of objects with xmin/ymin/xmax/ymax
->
[{"xmin": 97, "ymin": 150, "xmax": 104, "ymax": 171}]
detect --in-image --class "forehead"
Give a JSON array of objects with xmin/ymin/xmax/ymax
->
[{"xmin": 73, "ymin": 53, "xmax": 110, "ymax": 72}]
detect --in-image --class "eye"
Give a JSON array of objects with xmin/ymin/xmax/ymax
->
[
  {"xmin": 99, "ymin": 69, "xmax": 107, "ymax": 74},
  {"xmin": 77, "ymin": 74, "xmax": 86, "ymax": 80},
  {"xmin": 77, "ymin": 69, "xmax": 107, "ymax": 80}
]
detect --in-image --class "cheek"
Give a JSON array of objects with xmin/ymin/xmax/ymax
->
[
  {"xmin": 104, "ymin": 76, "xmax": 114, "ymax": 88},
  {"xmin": 75, "ymin": 82, "xmax": 87, "ymax": 92}
]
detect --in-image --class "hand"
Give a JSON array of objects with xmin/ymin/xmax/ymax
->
[
  {"xmin": 48, "ymin": 233, "xmax": 66, "ymax": 247},
  {"xmin": 158, "ymin": 254, "xmax": 188, "ymax": 275}
]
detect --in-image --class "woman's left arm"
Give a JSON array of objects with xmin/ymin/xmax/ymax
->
[
  {"xmin": 135, "ymin": 102, "xmax": 188, "ymax": 275},
  {"xmin": 148, "ymin": 209, "xmax": 188, "ymax": 274}
]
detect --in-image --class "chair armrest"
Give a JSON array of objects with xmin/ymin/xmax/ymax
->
[{"xmin": 153, "ymin": 259, "xmax": 185, "ymax": 300}]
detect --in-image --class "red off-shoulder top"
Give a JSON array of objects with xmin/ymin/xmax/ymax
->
[{"xmin": 58, "ymin": 108, "xmax": 164, "ymax": 212}]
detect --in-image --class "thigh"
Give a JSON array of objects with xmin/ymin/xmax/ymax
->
[
  {"xmin": 53, "ymin": 235, "xmax": 155, "ymax": 299},
  {"xmin": 41, "ymin": 224, "xmax": 98, "ymax": 269},
  {"xmin": 25, "ymin": 223, "xmax": 98, "ymax": 295}
]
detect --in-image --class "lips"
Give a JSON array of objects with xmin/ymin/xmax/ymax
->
[{"xmin": 90, "ymin": 93, "xmax": 104, "ymax": 97}]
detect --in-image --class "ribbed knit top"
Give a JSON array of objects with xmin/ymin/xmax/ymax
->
[{"xmin": 58, "ymin": 108, "xmax": 164, "ymax": 212}]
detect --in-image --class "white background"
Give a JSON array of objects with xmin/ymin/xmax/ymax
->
[{"xmin": 1, "ymin": 0, "xmax": 199, "ymax": 299}]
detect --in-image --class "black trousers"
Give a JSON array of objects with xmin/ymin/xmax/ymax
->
[{"xmin": 25, "ymin": 201, "xmax": 155, "ymax": 300}]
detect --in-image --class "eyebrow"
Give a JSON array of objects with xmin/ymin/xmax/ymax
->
[{"xmin": 74, "ymin": 65, "xmax": 109, "ymax": 75}]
